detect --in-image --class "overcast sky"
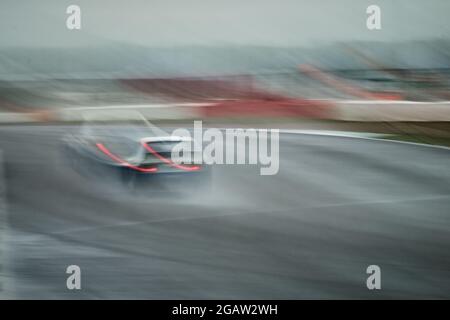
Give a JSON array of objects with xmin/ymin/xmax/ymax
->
[{"xmin": 0, "ymin": 0, "xmax": 449, "ymax": 48}]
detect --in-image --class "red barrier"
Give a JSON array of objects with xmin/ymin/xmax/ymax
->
[{"xmin": 199, "ymin": 98, "xmax": 334, "ymax": 119}]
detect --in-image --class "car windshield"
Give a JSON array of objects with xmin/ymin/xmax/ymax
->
[
  {"xmin": 79, "ymin": 110, "xmax": 169, "ymax": 159},
  {"xmin": 81, "ymin": 110, "xmax": 166, "ymax": 140}
]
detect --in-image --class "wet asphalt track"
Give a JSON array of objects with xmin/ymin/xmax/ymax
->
[{"xmin": 0, "ymin": 125, "xmax": 450, "ymax": 299}]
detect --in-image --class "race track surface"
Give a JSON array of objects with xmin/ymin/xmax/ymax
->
[{"xmin": 0, "ymin": 125, "xmax": 449, "ymax": 299}]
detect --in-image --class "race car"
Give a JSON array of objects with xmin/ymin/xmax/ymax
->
[{"xmin": 62, "ymin": 110, "xmax": 209, "ymax": 189}]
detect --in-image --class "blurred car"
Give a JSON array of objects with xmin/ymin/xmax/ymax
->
[{"xmin": 62, "ymin": 110, "xmax": 209, "ymax": 189}]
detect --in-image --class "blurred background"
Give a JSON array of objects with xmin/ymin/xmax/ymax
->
[{"xmin": 0, "ymin": 0, "xmax": 449, "ymax": 143}]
